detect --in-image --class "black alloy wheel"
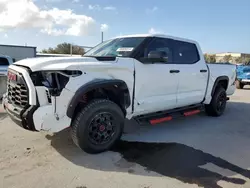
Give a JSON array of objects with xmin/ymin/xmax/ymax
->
[
  {"xmin": 71, "ymin": 99, "xmax": 124, "ymax": 154},
  {"xmin": 88, "ymin": 112, "xmax": 116, "ymax": 145},
  {"xmin": 216, "ymin": 91, "xmax": 227, "ymax": 114}
]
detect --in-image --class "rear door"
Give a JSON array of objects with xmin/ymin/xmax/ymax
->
[{"xmin": 173, "ymin": 40, "xmax": 208, "ymax": 107}]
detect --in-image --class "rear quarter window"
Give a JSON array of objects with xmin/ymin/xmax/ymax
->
[
  {"xmin": 173, "ymin": 40, "xmax": 200, "ymax": 64},
  {"xmin": 0, "ymin": 57, "xmax": 10, "ymax": 66}
]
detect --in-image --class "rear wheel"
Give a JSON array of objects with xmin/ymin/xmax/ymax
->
[
  {"xmin": 236, "ymin": 80, "xmax": 244, "ymax": 89},
  {"xmin": 71, "ymin": 99, "xmax": 124, "ymax": 154},
  {"xmin": 205, "ymin": 86, "xmax": 227, "ymax": 117}
]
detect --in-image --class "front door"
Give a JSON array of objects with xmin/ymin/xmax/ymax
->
[{"xmin": 133, "ymin": 37, "xmax": 179, "ymax": 116}]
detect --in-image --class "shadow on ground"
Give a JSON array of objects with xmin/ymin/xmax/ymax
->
[{"xmin": 45, "ymin": 101, "xmax": 250, "ymax": 188}]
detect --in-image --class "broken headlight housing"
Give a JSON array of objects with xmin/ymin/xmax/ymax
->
[{"xmin": 30, "ymin": 70, "xmax": 82, "ymax": 96}]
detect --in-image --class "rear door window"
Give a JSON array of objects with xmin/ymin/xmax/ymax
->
[{"xmin": 173, "ymin": 40, "xmax": 200, "ymax": 64}]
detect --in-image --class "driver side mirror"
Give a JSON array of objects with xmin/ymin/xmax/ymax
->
[{"xmin": 140, "ymin": 51, "xmax": 168, "ymax": 64}]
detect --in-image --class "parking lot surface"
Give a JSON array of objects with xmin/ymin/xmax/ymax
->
[{"xmin": 1, "ymin": 87, "xmax": 250, "ymax": 188}]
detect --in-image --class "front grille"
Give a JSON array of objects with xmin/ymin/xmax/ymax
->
[{"xmin": 7, "ymin": 71, "xmax": 29, "ymax": 108}]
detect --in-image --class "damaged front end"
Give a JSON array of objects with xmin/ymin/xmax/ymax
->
[
  {"xmin": 30, "ymin": 70, "xmax": 82, "ymax": 103},
  {"xmin": 3, "ymin": 65, "xmax": 82, "ymax": 132},
  {"xmin": 30, "ymin": 70, "xmax": 82, "ymax": 131}
]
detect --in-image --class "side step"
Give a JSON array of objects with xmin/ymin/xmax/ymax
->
[{"xmin": 134, "ymin": 104, "xmax": 204, "ymax": 125}]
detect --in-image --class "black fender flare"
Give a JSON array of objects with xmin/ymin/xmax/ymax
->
[
  {"xmin": 66, "ymin": 79, "xmax": 131, "ymax": 118},
  {"xmin": 211, "ymin": 76, "xmax": 229, "ymax": 96}
]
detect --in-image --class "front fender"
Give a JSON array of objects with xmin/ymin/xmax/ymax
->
[{"xmin": 66, "ymin": 79, "xmax": 131, "ymax": 118}]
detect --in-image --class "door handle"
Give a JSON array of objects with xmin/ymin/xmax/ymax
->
[
  {"xmin": 170, "ymin": 70, "xmax": 180, "ymax": 73},
  {"xmin": 200, "ymin": 69, "xmax": 207, "ymax": 73}
]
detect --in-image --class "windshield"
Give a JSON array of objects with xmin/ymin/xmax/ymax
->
[{"xmin": 84, "ymin": 37, "xmax": 146, "ymax": 57}]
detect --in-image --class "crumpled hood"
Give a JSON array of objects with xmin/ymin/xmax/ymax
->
[{"xmin": 14, "ymin": 56, "xmax": 117, "ymax": 71}]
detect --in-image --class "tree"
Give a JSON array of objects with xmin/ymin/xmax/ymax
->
[
  {"xmin": 41, "ymin": 43, "xmax": 85, "ymax": 55},
  {"xmin": 232, "ymin": 57, "xmax": 250, "ymax": 65},
  {"xmin": 242, "ymin": 57, "xmax": 250, "ymax": 65},
  {"xmin": 204, "ymin": 54, "xmax": 209, "ymax": 62},
  {"xmin": 204, "ymin": 54, "xmax": 216, "ymax": 63},
  {"xmin": 234, "ymin": 57, "xmax": 242, "ymax": 64},
  {"xmin": 222, "ymin": 55, "xmax": 232, "ymax": 63}
]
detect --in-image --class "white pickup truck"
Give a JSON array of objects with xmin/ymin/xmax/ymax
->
[{"xmin": 2, "ymin": 34, "xmax": 236, "ymax": 153}]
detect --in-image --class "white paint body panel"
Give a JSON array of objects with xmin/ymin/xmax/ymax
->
[
  {"xmin": 175, "ymin": 62, "xmax": 208, "ymax": 107},
  {"xmin": 132, "ymin": 59, "xmax": 178, "ymax": 116},
  {"xmin": 3, "ymin": 34, "xmax": 237, "ymax": 133},
  {"xmin": 33, "ymin": 88, "xmax": 74, "ymax": 132},
  {"xmin": 14, "ymin": 56, "xmax": 117, "ymax": 72},
  {"xmin": 203, "ymin": 63, "xmax": 236, "ymax": 104}
]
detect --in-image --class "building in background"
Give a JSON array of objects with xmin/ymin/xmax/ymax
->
[
  {"xmin": 215, "ymin": 52, "xmax": 250, "ymax": 63},
  {"xmin": 0, "ymin": 44, "xmax": 36, "ymax": 62}
]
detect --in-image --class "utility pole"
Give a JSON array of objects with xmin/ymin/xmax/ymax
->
[
  {"xmin": 70, "ymin": 43, "xmax": 72, "ymax": 56},
  {"xmin": 101, "ymin": 31, "xmax": 104, "ymax": 43}
]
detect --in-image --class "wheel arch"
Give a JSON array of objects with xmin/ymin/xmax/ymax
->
[
  {"xmin": 66, "ymin": 79, "xmax": 131, "ymax": 118},
  {"xmin": 211, "ymin": 76, "xmax": 229, "ymax": 96}
]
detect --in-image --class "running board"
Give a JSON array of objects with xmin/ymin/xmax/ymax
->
[{"xmin": 134, "ymin": 104, "xmax": 204, "ymax": 125}]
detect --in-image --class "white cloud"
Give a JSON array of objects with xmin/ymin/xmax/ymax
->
[
  {"xmin": 148, "ymin": 27, "xmax": 162, "ymax": 34},
  {"xmin": 146, "ymin": 6, "xmax": 158, "ymax": 14},
  {"xmin": 4, "ymin": 33, "xmax": 8, "ymax": 38},
  {"xmin": 72, "ymin": 0, "xmax": 79, "ymax": 3},
  {"xmin": 45, "ymin": 0, "xmax": 61, "ymax": 2},
  {"xmin": 41, "ymin": 28, "xmax": 65, "ymax": 36},
  {"xmin": 104, "ymin": 6, "xmax": 116, "ymax": 11},
  {"xmin": 89, "ymin": 4, "xmax": 116, "ymax": 11},
  {"xmin": 101, "ymin": 24, "xmax": 109, "ymax": 32},
  {"xmin": 88, "ymin": 4, "xmax": 101, "ymax": 11},
  {"xmin": 0, "ymin": 0, "xmax": 107, "ymax": 36}
]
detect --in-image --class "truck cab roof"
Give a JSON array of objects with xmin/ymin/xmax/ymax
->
[{"xmin": 113, "ymin": 33, "xmax": 198, "ymax": 45}]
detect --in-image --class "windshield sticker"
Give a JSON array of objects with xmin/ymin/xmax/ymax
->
[{"xmin": 116, "ymin": 47, "xmax": 134, "ymax": 52}]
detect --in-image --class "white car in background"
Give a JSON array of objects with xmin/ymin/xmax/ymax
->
[{"xmin": 0, "ymin": 55, "xmax": 13, "ymax": 98}]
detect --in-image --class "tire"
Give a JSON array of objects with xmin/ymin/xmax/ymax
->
[
  {"xmin": 236, "ymin": 80, "xmax": 244, "ymax": 89},
  {"xmin": 205, "ymin": 86, "xmax": 227, "ymax": 117},
  {"xmin": 71, "ymin": 99, "xmax": 124, "ymax": 154}
]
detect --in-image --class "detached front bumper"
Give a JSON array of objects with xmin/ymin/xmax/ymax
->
[
  {"xmin": 2, "ymin": 93, "xmax": 38, "ymax": 131},
  {"xmin": 3, "ymin": 88, "xmax": 74, "ymax": 133}
]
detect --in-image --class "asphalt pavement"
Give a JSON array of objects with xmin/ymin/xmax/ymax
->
[{"xmin": 0, "ymin": 87, "xmax": 250, "ymax": 188}]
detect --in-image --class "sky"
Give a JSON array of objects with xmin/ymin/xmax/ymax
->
[{"xmin": 0, "ymin": 0, "xmax": 250, "ymax": 53}]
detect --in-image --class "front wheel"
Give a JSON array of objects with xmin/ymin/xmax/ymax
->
[
  {"xmin": 205, "ymin": 86, "xmax": 227, "ymax": 117},
  {"xmin": 71, "ymin": 99, "xmax": 125, "ymax": 154}
]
